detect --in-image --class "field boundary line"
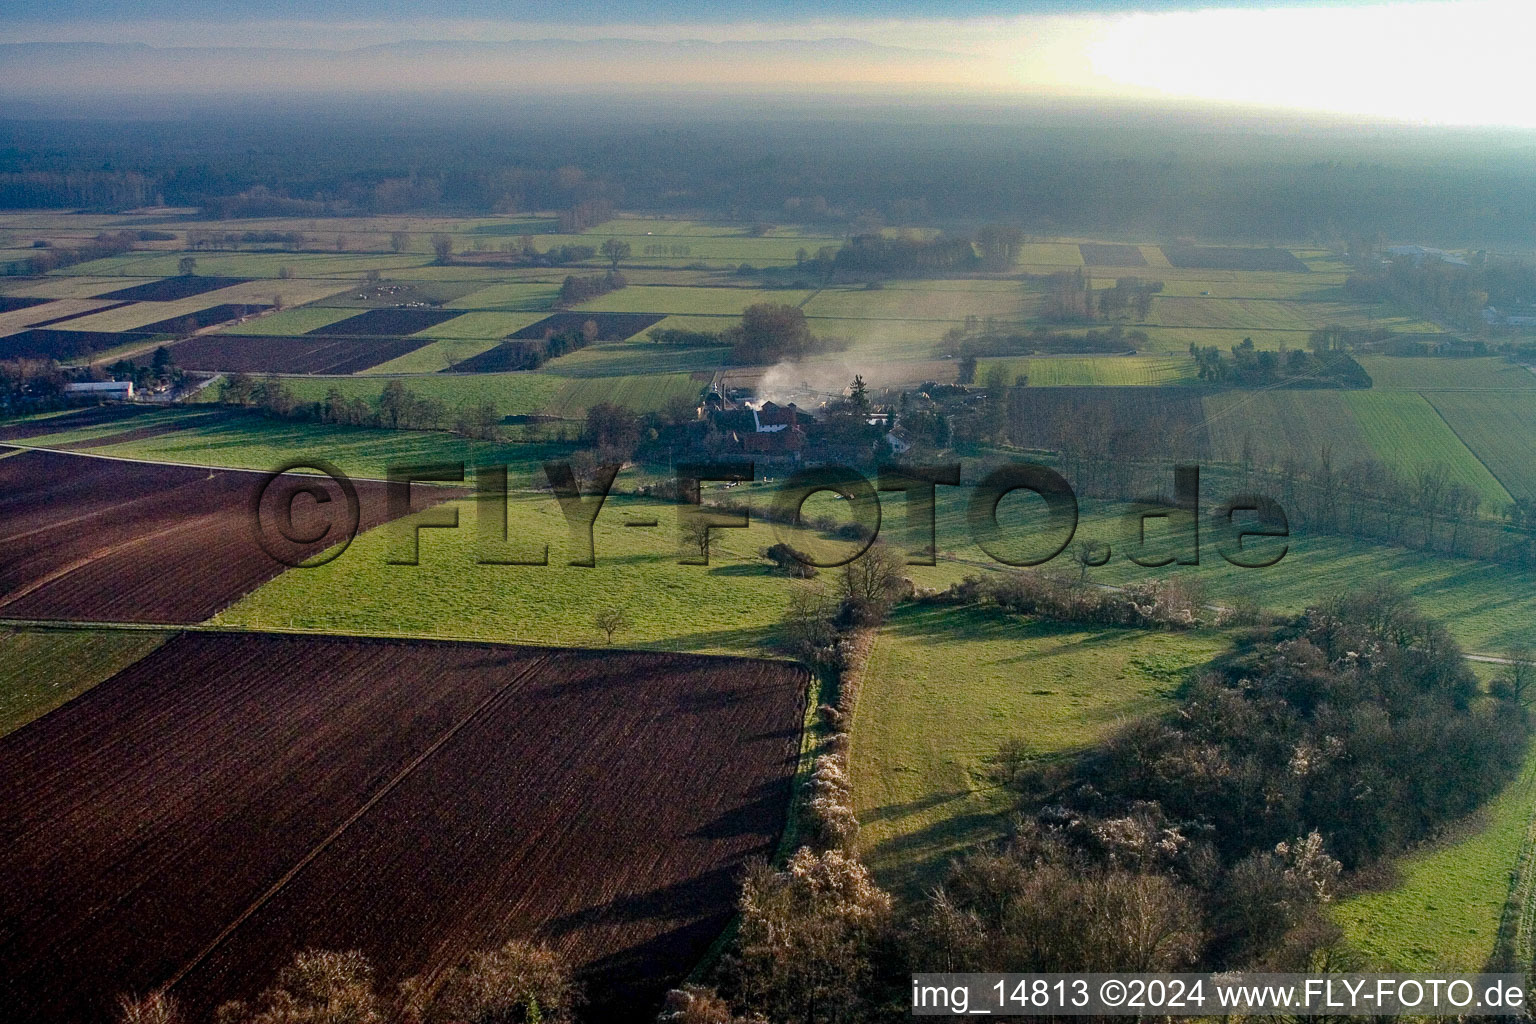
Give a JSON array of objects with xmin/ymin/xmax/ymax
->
[
  {"xmin": 0, "ymin": 438, "xmax": 455, "ymax": 485},
  {"xmin": 161, "ymin": 652, "xmax": 552, "ymax": 994},
  {"xmin": 1422, "ymin": 393, "xmax": 1519, "ymax": 503},
  {"xmin": 1486, "ymin": 747, "xmax": 1536, "ymax": 973}
]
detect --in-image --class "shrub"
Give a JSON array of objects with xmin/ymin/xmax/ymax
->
[
  {"xmin": 764, "ymin": 542, "xmax": 817, "ymax": 579},
  {"xmin": 214, "ymin": 949, "xmax": 383, "ymax": 1024},
  {"xmin": 118, "ymin": 993, "xmax": 184, "ymax": 1024},
  {"xmin": 416, "ymin": 939, "xmax": 579, "ymax": 1024}
]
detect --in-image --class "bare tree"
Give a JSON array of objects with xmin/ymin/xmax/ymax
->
[
  {"xmin": 410, "ymin": 939, "xmax": 579, "ymax": 1024},
  {"xmin": 389, "ymin": 231, "xmax": 409, "ymax": 253},
  {"xmin": 1072, "ymin": 538, "xmax": 1111, "ymax": 581},
  {"xmin": 594, "ymin": 606, "xmax": 630, "ymax": 645},
  {"xmin": 1496, "ymin": 644, "xmax": 1535, "ymax": 708},
  {"xmin": 658, "ymin": 985, "xmax": 754, "ymax": 1024},
  {"xmin": 430, "ymin": 233, "xmax": 453, "ymax": 263},
  {"xmin": 599, "ymin": 237, "xmax": 631, "ymax": 270},
  {"xmin": 839, "ymin": 540, "xmax": 905, "ymax": 622},
  {"xmin": 177, "ymin": 255, "xmax": 197, "ymax": 276},
  {"xmin": 681, "ymin": 516, "xmax": 714, "ymax": 564},
  {"xmin": 213, "ymin": 949, "xmax": 383, "ymax": 1024},
  {"xmin": 734, "ymin": 848, "xmax": 892, "ymax": 1024},
  {"xmin": 118, "ymin": 992, "xmax": 183, "ymax": 1024}
]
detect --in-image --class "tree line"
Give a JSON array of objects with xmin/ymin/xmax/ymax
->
[
  {"xmin": 556, "ymin": 270, "xmax": 626, "ymax": 307},
  {"xmin": 117, "ymin": 939, "xmax": 580, "ymax": 1024},
  {"xmin": 1191, "ymin": 337, "xmax": 1372, "ymax": 388},
  {"xmin": 217, "ymin": 376, "xmax": 501, "ymax": 440}
]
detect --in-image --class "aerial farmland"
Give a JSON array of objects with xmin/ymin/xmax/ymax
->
[{"xmin": 4, "ymin": 19, "xmax": 1536, "ymax": 1022}]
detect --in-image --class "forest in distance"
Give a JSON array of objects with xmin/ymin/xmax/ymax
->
[{"xmin": 5, "ymin": 95, "xmax": 1536, "ymax": 245}]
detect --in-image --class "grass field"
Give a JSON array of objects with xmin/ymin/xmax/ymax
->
[
  {"xmin": 57, "ymin": 296, "xmax": 252, "ymax": 333},
  {"xmin": 573, "ymin": 285, "xmax": 814, "ymax": 315},
  {"xmin": 542, "ymin": 337, "xmax": 729, "ymax": 377},
  {"xmin": 59, "ymin": 251, "xmax": 429, "ymax": 279},
  {"xmin": 0, "ymin": 298, "xmax": 116, "ymax": 336},
  {"xmin": 445, "ymin": 283, "xmax": 561, "ymax": 310},
  {"xmin": 213, "ymin": 490, "xmax": 804, "ymax": 654},
  {"xmin": 544, "ymin": 372, "xmax": 702, "ymax": 417},
  {"xmin": 1335, "ymin": 726, "xmax": 1536, "ymax": 970},
  {"xmin": 11, "ymin": 407, "xmax": 1529, "ymax": 655},
  {"xmin": 1426, "ymin": 391, "xmax": 1536, "ymax": 501},
  {"xmin": 1345, "ymin": 391, "xmax": 1512, "ymax": 509},
  {"xmin": 1202, "ymin": 390, "xmax": 1376, "ymax": 467},
  {"xmin": 1154, "ymin": 276, "xmax": 1334, "ymax": 299},
  {"xmin": 1359, "ymin": 357, "xmax": 1536, "ymax": 391},
  {"xmin": 265, "ymin": 372, "xmax": 565, "ymax": 419},
  {"xmin": 920, "ymin": 492, "xmax": 1536, "ymax": 653},
  {"xmin": 803, "ymin": 283, "xmax": 1027, "ymax": 321},
  {"xmin": 1143, "ymin": 295, "xmax": 1441, "ymax": 337},
  {"xmin": 14, "ymin": 408, "xmax": 571, "ymax": 481},
  {"xmin": 0, "ymin": 627, "xmax": 170, "ymax": 737},
  {"xmin": 222, "ymin": 306, "xmax": 359, "ymax": 336},
  {"xmin": 0, "ymin": 276, "xmax": 135, "ymax": 300},
  {"xmin": 359, "ymin": 338, "xmax": 503, "ymax": 374},
  {"xmin": 980, "ymin": 355, "xmax": 1198, "ymax": 387},
  {"xmin": 413, "ymin": 310, "xmax": 547, "ymax": 339},
  {"xmin": 850, "ymin": 605, "xmax": 1227, "ymax": 891}
]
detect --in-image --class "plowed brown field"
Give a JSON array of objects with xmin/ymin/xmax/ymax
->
[
  {"xmin": 0, "ymin": 633, "xmax": 805, "ymax": 1022},
  {"xmin": 0, "ymin": 448, "xmax": 439, "ymax": 622}
]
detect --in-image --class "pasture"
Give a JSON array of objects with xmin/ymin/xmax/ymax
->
[
  {"xmin": 1345, "ymin": 391, "xmax": 1511, "ymax": 509},
  {"xmin": 849, "ymin": 604, "xmax": 1227, "ymax": 890},
  {"xmin": 1426, "ymin": 391, "xmax": 1536, "ymax": 500},
  {"xmin": 980, "ymin": 354, "xmax": 1197, "ymax": 387}
]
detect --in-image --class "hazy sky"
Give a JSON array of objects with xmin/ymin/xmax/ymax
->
[{"xmin": 2, "ymin": 0, "xmax": 1530, "ymax": 128}]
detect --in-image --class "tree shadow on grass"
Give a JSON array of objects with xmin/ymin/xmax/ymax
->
[{"xmin": 862, "ymin": 808, "xmax": 1015, "ymax": 895}]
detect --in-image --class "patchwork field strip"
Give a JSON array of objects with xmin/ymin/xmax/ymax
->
[
  {"xmin": 158, "ymin": 333, "xmax": 436, "ymax": 374},
  {"xmin": 306, "ymin": 307, "xmax": 464, "ymax": 336},
  {"xmin": 99, "ymin": 277, "xmax": 250, "ymax": 302},
  {"xmin": 1079, "ymin": 243, "xmax": 1148, "ymax": 267},
  {"xmin": 0, "ymin": 448, "xmax": 445, "ymax": 622},
  {"xmin": 0, "ymin": 328, "xmax": 160, "ymax": 361}
]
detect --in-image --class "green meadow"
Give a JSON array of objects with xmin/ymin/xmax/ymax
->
[
  {"xmin": 0, "ymin": 627, "xmax": 172, "ymax": 738},
  {"xmin": 850, "ymin": 604, "xmax": 1228, "ymax": 891}
]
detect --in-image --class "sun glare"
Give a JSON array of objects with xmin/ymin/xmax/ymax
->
[{"xmin": 1086, "ymin": 0, "xmax": 1536, "ymax": 128}]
